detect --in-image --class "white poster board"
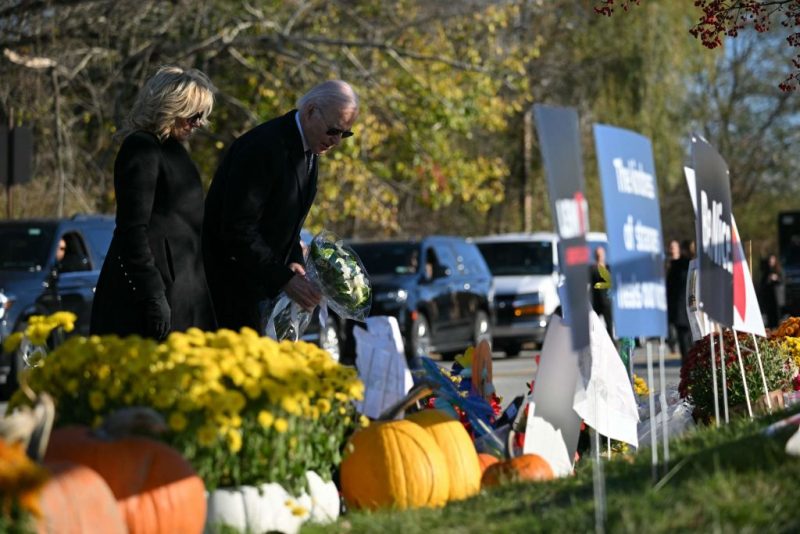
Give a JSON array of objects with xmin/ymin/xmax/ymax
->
[{"xmin": 353, "ymin": 316, "xmax": 413, "ymax": 419}]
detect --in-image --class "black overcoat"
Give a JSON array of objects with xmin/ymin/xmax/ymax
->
[
  {"xmin": 90, "ymin": 131, "xmax": 217, "ymax": 337},
  {"xmin": 202, "ymin": 110, "xmax": 317, "ymax": 330}
]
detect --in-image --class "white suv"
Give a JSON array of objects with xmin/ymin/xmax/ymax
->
[{"xmin": 471, "ymin": 231, "xmax": 607, "ymax": 357}]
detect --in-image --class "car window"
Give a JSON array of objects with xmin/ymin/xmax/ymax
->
[
  {"xmin": 431, "ymin": 243, "xmax": 458, "ymax": 274},
  {"xmin": 476, "ymin": 241, "xmax": 554, "ymax": 276},
  {"xmin": 0, "ymin": 224, "xmax": 56, "ymax": 271},
  {"xmin": 58, "ymin": 232, "xmax": 92, "ymax": 272},
  {"xmin": 83, "ymin": 226, "xmax": 114, "ymax": 265},
  {"xmin": 453, "ymin": 241, "xmax": 488, "ymax": 276},
  {"xmin": 350, "ymin": 242, "xmax": 420, "ymax": 275}
]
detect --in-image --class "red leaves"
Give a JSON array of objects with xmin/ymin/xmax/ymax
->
[
  {"xmin": 593, "ymin": 0, "xmax": 641, "ymax": 17},
  {"xmin": 596, "ymin": 0, "xmax": 800, "ymax": 91}
]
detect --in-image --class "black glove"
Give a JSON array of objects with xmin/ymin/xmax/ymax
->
[{"xmin": 143, "ymin": 295, "xmax": 171, "ymax": 340}]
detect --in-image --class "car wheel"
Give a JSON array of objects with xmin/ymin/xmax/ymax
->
[
  {"xmin": 409, "ymin": 314, "xmax": 432, "ymax": 360},
  {"xmin": 319, "ymin": 316, "xmax": 341, "ymax": 363},
  {"xmin": 473, "ymin": 310, "xmax": 491, "ymax": 346},
  {"xmin": 503, "ymin": 343, "xmax": 521, "ymax": 358}
]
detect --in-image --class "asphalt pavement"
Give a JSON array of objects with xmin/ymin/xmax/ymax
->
[{"xmin": 487, "ymin": 344, "xmax": 682, "ymax": 407}]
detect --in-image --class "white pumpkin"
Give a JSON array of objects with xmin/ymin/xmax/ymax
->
[
  {"xmin": 204, "ymin": 471, "xmax": 340, "ymax": 534},
  {"xmin": 304, "ymin": 470, "xmax": 340, "ymax": 524}
]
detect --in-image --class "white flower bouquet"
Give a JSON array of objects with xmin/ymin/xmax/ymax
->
[{"xmin": 265, "ymin": 230, "xmax": 371, "ymax": 342}]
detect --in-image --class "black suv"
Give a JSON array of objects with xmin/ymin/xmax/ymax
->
[
  {"xmin": 0, "ymin": 215, "xmax": 115, "ymax": 397},
  {"xmin": 349, "ymin": 236, "xmax": 493, "ymax": 362}
]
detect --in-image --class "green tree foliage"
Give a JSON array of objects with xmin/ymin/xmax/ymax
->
[
  {"xmin": 2, "ymin": 0, "xmax": 792, "ymax": 252},
  {"xmin": 0, "ymin": 0, "xmax": 534, "ymax": 237}
]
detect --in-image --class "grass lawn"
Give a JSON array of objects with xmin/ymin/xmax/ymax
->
[{"xmin": 304, "ymin": 407, "xmax": 800, "ymax": 533}]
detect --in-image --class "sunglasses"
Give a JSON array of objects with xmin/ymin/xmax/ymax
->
[
  {"xmin": 186, "ymin": 112, "xmax": 205, "ymax": 127},
  {"xmin": 317, "ymin": 108, "xmax": 354, "ymax": 138}
]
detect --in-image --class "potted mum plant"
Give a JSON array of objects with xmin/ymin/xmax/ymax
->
[{"xmin": 678, "ymin": 330, "xmax": 796, "ymax": 422}]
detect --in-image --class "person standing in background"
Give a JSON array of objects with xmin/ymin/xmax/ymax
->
[
  {"xmin": 666, "ymin": 240, "xmax": 693, "ymax": 362},
  {"xmin": 760, "ymin": 253, "xmax": 784, "ymax": 329},
  {"xmin": 589, "ymin": 246, "xmax": 613, "ymax": 338},
  {"xmin": 91, "ymin": 66, "xmax": 217, "ymax": 340},
  {"xmin": 665, "ymin": 239, "xmax": 681, "ymax": 354}
]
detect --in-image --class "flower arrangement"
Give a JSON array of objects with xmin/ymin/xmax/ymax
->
[
  {"xmin": 10, "ymin": 327, "xmax": 366, "ymax": 494},
  {"xmin": 307, "ymin": 230, "xmax": 371, "ymax": 319},
  {"xmin": 771, "ymin": 316, "xmax": 800, "ymax": 338},
  {"xmin": 0, "ymin": 438, "xmax": 49, "ymax": 532},
  {"xmin": 266, "ymin": 230, "xmax": 371, "ymax": 341},
  {"xmin": 678, "ymin": 331, "xmax": 796, "ymax": 421}
]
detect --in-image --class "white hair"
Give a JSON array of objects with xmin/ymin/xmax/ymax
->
[{"xmin": 296, "ymin": 80, "xmax": 359, "ymax": 113}]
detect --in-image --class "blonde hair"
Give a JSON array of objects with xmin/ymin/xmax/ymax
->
[
  {"xmin": 296, "ymin": 80, "xmax": 359, "ymax": 114},
  {"xmin": 121, "ymin": 65, "xmax": 216, "ymax": 141}
]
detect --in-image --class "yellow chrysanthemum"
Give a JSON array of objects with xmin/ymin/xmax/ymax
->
[
  {"xmin": 197, "ymin": 424, "xmax": 218, "ymax": 447},
  {"xmin": 274, "ymin": 418, "xmax": 289, "ymax": 433},
  {"xmin": 633, "ymin": 374, "xmax": 649, "ymax": 396},
  {"xmin": 227, "ymin": 429, "xmax": 242, "ymax": 453},
  {"xmin": 88, "ymin": 391, "xmax": 105, "ymax": 411},
  {"xmin": 258, "ymin": 410, "xmax": 275, "ymax": 429},
  {"xmin": 168, "ymin": 412, "xmax": 188, "ymax": 432}
]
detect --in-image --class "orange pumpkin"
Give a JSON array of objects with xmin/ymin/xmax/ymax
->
[
  {"xmin": 340, "ymin": 419, "xmax": 450, "ymax": 510},
  {"xmin": 477, "ymin": 453, "xmax": 500, "ymax": 474},
  {"xmin": 45, "ymin": 426, "xmax": 206, "ymax": 534},
  {"xmin": 481, "ymin": 453, "xmax": 554, "ymax": 487},
  {"xmin": 38, "ymin": 462, "xmax": 126, "ymax": 534},
  {"xmin": 406, "ymin": 409, "xmax": 482, "ymax": 501}
]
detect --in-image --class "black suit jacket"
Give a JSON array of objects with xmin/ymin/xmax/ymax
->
[
  {"xmin": 91, "ymin": 131, "xmax": 217, "ymax": 337},
  {"xmin": 202, "ymin": 110, "xmax": 317, "ymax": 329}
]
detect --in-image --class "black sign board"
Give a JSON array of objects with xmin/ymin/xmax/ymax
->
[
  {"xmin": 533, "ymin": 104, "xmax": 591, "ymax": 351},
  {"xmin": 0, "ymin": 125, "xmax": 8, "ymax": 185},
  {"xmin": 692, "ymin": 136, "xmax": 733, "ymax": 327},
  {"xmin": 10, "ymin": 126, "xmax": 33, "ymax": 186}
]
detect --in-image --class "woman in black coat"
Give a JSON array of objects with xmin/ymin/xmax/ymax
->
[{"xmin": 91, "ymin": 66, "xmax": 217, "ymax": 340}]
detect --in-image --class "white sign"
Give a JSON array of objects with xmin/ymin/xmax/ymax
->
[{"xmin": 353, "ymin": 316, "xmax": 413, "ymax": 419}]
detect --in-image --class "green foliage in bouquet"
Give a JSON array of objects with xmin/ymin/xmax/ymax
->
[
  {"xmin": 678, "ymin": 331, "xmax": 796, "ymax": 421},
  {"xmin": 9, "ymin": 328, "xmax": 366, "ymax": 493},
  {"xmin": 309, "ymin": 231, "xmax": 370, "ymax": 315}
]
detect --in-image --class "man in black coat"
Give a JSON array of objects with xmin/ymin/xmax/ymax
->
[{"xmin": 203, "ymin": 80, "xmax": 359, "ymax": 330}]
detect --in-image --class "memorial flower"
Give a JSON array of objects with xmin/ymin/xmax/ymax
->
[
  {"xmin": 265, "ymin": 230, "xmax": 372, "ymax": 342},
  {"xmin": 678, "ymin": 331, "xmax": 795, "ymax": 421}
]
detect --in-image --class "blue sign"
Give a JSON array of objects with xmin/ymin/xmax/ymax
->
[{"xmin": 594, "ymin": 124, "xmax": 667, "ymax": 338}]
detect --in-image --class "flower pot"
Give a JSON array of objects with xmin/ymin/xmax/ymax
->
[
  {"xmin": 754, "ymin": 389, "xmax": 785, "ymax": 415},
  {"xmin": 204, "ymin": 471, "xmax": 340, "ymax": 534}
]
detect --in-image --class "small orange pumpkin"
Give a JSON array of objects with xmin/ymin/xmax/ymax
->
[
  {"xmin": 45, "ymin": 426, "xmax": 206, "ymax": 534},
  {"xmin": 477, "ymin": 452, "xmax": 501, "ymax": 474},
  {"xmin": 38, "ymin": 462, "xmax": 126, "ymax": 534},
  {"xmin": 481, "ymin": 453, "xmax": 554, "ymax": 487}
]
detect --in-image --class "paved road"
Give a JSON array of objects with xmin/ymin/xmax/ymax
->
[{"xmin": 485, "ymin": 345, "xmax": 682, "ymax": 407}]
